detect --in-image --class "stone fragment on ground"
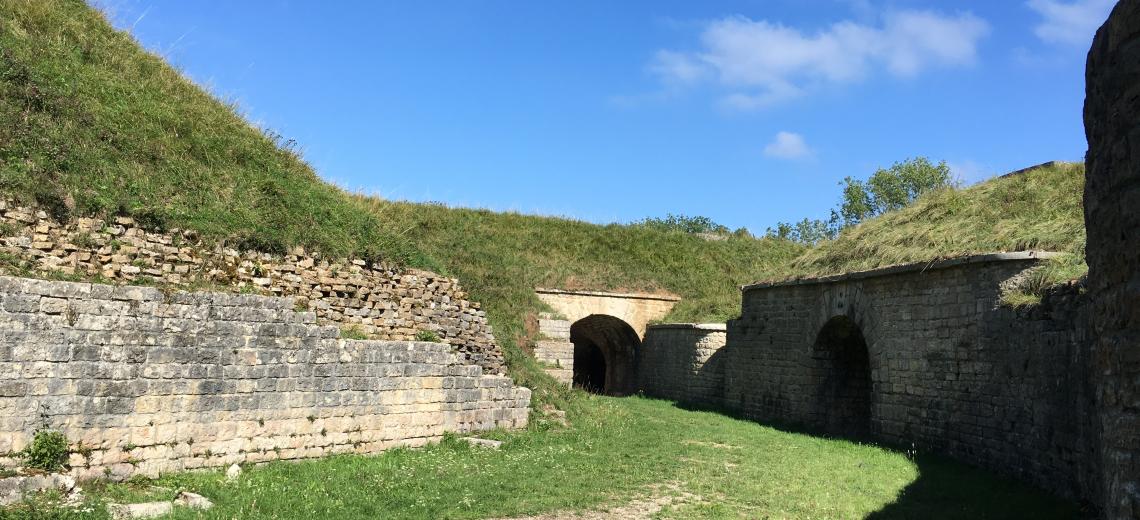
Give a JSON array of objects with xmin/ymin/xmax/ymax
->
[
  {"xmin": 174, "ymin": 490, "xmax": 214, "ymax": 510},
  {"xmin": 461, "ymin": 437, "xmax": 503, "ymax": 449},
  {"xmin": 0, "ymin": 472, "xmax": 79, "ymax": 506},
  {"xmin": 225, "ymin": 463, "xmax": 243, "ymax": 481},
  {"xmin": 540, "ymin": 404, "xmax": 569, "ymax": 427},
  {"xmin": 106, "ymin": 501, "xmax": 173, "ymax": 520}
]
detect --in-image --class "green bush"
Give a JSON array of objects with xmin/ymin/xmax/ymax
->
[{"xmin": 21, "ymin": 430, "xmax": 69, "ymax": 472}]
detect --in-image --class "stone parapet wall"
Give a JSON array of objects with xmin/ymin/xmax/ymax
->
[
  {"xmin": 0, "ymin": 276, "xmax": 529, "ymax": 479},
  {"xmin": 638, "ymin": 324, "xmax": 726, "ymax": 407},
  {"xmin": 0, "ymin": 201, "xmax": 503, "ymax": 373}
]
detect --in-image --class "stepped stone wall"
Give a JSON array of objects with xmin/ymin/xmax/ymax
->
[
  {"xmin": 1085, "ymin": 0, "xmax": 1140, "ymax": 516},
  {"xmin": 638, "ymin": 324, "xmax": 726, "ymax": 407},
  {"xmin": 0, "ymin": 201, "xmax": 503, "ymax": 373},
  {"xmin": 0, "ymin": 276, "xmax": 529, "ymax": 479}
]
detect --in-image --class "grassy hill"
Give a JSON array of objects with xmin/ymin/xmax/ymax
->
[
  {"xmin": 0, "ymin": 0, "xmax": 421, "ymax": 263},
  {"xmin": 0, "ymin": 1, "xmax": 1088, "ymax": 401},
  {"xmin": 789, "ymin": 162, "xmax": 1087, "ymax": 304}
]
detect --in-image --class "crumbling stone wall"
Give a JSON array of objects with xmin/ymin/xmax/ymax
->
[
  {"xmin": 0, "ymin": 276, "xmax": 529, "ymax": 479},
  {"xmin": 1084, "ymin": 1, "xmax": 1140, "ymax": 516},
  {"xmin": 0, "ymin": 201, "xmax": 503, "ymax": 373},
  {"xmin": 638, "ymin": 324, "xmax": 726, "ymax": 407},
  {"xmin": 722, "ymin": 255, "xmax": 1096, "ymax": 502}
]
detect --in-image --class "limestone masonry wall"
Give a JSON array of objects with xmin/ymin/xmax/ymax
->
[
  {"xmin": 638, "ymin": 324, "xmax": 726, "ymax": 407},
  {"xmin": 534, "ymin": 318, "xmax": 573, "ymax": 385},
  {"xmin": 0, "ymin": 201, "xmax": 503, "ymax": 373},
  {"xmin": 722, "ymin": 257, "xmax": 1096, "ymax": 502},
  {"xmin": 0, "ymin": 276, "xmax": 530, "ymax": 479},
  {"xmin": 1084, "ymin": 1, "xmax": 1140, "ymax": 516}
]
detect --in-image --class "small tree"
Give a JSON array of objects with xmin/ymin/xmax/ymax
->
[
  {"xmin": 836, "ymin": 157, "xmax": 953, "ymax": 227},
  {"xmin": 637, "ymin": 213, "xmax": 729, "ymax": 235},
  {"xmin": 767, "ymin": 157, "xmax": 953, "ymax": 244}
]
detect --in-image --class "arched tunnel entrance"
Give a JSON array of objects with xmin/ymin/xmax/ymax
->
[
  {"xmin": 570, "ymin": 314, "xmax": 641, "ymax": 395},
  {"xmin": 812, "ymin": 316, "xmax": 873, "ymax": 438}
]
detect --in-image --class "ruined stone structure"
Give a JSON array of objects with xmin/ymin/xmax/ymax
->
[
  {"xmin": 533, "ymin": 288, "xmax": 678, "ymax": 395},
  {"xmin": 0, "ymin": 276, "xmax": 529, "ymax": 479},
  {"xmin": 0, "ymin": 201, "xmax": 504, "ymax": 373},
  {"xmin": 1085, "ymin": 0, "xmax": 1140, "ymax": 515}
]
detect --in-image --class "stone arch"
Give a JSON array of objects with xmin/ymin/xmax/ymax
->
[
  {"xmin": 811, "ymin": 315, "xmax": 873, "ymax": 438},
  {"xmin": 570, "ymin": 314, "xmax": 641, "ymax": 395}
]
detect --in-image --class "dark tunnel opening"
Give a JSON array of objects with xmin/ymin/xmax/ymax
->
[{"xmin": 570, "ymin": 314, "xmax": 641, "ymax": 396}]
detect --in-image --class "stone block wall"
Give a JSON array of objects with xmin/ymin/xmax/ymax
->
[
  {"xmin": 722, "ymin": 255, "xmax": 1096, "ymax": 502},
  {"xmin": 533, "ymin": 317, "xmax": 573, "ymax": 386},
  {"xmin": 638, "ymin": 324, "xmax": 726, "ymax": 407},
  {"xmin": 0, "ymin": 276, "xmax": 529, "ymax": 479},
  {"xmin": 1084, "ymin": 1, "xmax": 1140, "ymax": 516},
  {"xmin": 0, "ymin": 201, "xmax": 503, "ymax": 373}
]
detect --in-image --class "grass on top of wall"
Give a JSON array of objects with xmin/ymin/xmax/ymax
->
[
  {"xmin": 2, "ymin": 396, "xmax": 1076, "ymax": 520},
  {"xmin": 788, "ymin": 162, "xmax": 1088, "ymax": 305}
]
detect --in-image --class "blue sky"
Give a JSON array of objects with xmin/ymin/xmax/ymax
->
[{"xmin": 98, "ymin": 0, "xmax": 1115, "ymax": 233}]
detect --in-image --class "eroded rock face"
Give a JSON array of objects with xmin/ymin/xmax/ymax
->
[{"xmin": 1084, "ymin": 1, "xmax": 1140, "ymax": 517}]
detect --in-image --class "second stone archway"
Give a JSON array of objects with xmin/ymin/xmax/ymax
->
[{"xmin": 570, "ymin": 314, "xmax": 642, "ymax": 395}]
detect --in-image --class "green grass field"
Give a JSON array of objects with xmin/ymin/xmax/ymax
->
[{"xmin": 2, "ymin": 397, "xmax": 1076, "ymax": 520}]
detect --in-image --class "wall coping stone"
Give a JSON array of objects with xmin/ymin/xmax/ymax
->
[
  {"xmin": 742, "ymin": 251, "xmax": 1062, "ymax": 292},
  {"xmin": 534, "ymin": 287, "xmax": 680, "ymax": 302},
  {"xmin": 646, "ymin": 323, "xmax": 726, "ymax": 331}
]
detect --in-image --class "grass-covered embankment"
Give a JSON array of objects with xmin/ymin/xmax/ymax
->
[
  {"xmin": 3, "ymin": 397, "xmax": 1076, "ymax": 520},
  {"xmin": 788, "ymin": 162, "xmax": 1087, "ymax": 305},
  {"xmin": 0, "ymin": 0, "xmax": 415, "ymax": 262}
]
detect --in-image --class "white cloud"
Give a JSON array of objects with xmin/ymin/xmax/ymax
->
[
  {"xmin": 651, "ymin": 10, "xmax": 989, "ymax": 110},
  {"xmin": 764, "ymin": 131, "xmax": 812, "ymax": 159},
  {"xmin": 947, "ymin": 159, "xmax": 992, "ymax": 183},
  {"xmin": 1026, "ymin": 0, "xmax": 1116, "ymax": 46}
]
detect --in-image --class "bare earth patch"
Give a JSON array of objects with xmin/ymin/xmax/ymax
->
[
  {"xmin": 494, "ymin": 483, "xmax": 699, "ymax": 520},
  {"xmin": 682, "ymin": 439, "xmax": 741, "ymax": 450}
]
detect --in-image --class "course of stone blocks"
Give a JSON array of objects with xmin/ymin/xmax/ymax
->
[
  {"xmin": 0, "ymin": 276, "xmax": 530, "ymax": 479},
  {"xmin": 0, "ymin": 201, "xmax": 504, "ymax": 373}
]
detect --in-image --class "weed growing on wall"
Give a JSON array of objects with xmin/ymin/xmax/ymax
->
[
  {"xmin": 20, "ymin": 430, "xmax": 69, "ymax": 472},
  {"xmin": 415, "ymin": 330, "xmax": 441, "ymax": 342}
]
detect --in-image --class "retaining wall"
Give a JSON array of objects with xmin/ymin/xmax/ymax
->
[
  {"xmin": 638, "ymin": 324, "xmax": 726, "ymax": 407},
  {"xmin": 0, "ymin": 201, "xmax": 503, "ymax": 373},
  {"xmin": 0, "ymin": 276, "xmax": 529, "ymax": 479},
  {"xmin": 722, "ymin": 254, "xmax": 1096, "ymax": 501}
]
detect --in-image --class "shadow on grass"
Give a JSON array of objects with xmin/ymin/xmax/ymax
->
[{"xmin": 667, "ymin": 400, "xmax": 1084, "ymax": 520}]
